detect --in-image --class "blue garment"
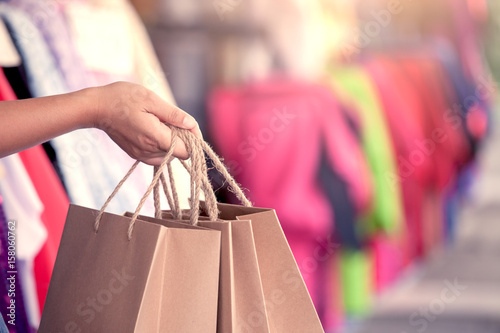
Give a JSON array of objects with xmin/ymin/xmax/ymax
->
[
  {"xmin": 431, "ymin": 38, "xmax": 490, "ymax": 154},
  {"xmin": 318, "ymin": 146, "xmax": 362, "ymax": 250}
]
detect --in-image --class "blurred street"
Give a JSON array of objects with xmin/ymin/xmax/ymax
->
[{"xmin": 354, "ymin": 114, "xmax": 500, "ymax": 333}]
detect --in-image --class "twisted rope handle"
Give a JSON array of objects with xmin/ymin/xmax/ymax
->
[
  {"xmin": 166, "ymin": 161, "xmax": 182, "ymax": 218},
  {"xmin": 153, "ymin": 164, "xmax": 182, "ymax": 220},
  {"xmin": 94, "ymin": 127, "xmax": 179, "ymax": 239},
  {"xmin": 153, "ymin": 166, "xmax": 161, "ymax": 219},
  {"xmin": 199, "ymin": 139, "xmax": 252, "ymax": 207},
  {"xmin": 178, "ymin": 159, "xmax": 218, "ymax": 221},
  {"xmin": 94, "ymin": 124, "xmax": 252, "ymax": 239},
  {"xmin": 159, "ymin": 127, "xmax": 252, "ymax": 223},
  {"xmin": 94, "ymin": 160, "xmax": 140, "ymax": 231}
]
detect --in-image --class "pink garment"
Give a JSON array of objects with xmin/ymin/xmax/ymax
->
[
  {"xmin": 0, "ymin": 67, "xmax": 14, "ymax": 101},
  {"xmin": 320, "ymin": 251, "xmax": 344, "ymax": 332},
  {"xmin": 399, "ymin": 57, "xmax": 469, "ymax": 190},
  {"xmin": 284, "ymin": 231, "xmax": 344, "ymax": 332},
  {"xmin": 208, "ymin": 77, "xmax": 372, "ymax": 326},
  {"xmin": 364, "ymin": 58, "xmax": 426, "ymax": 264},
  {"xmin": 210, "ymin": 78, "xmax": 332, "ymax": 237},
  {"xmin": 318, "ymin": 84, "xmax": 373, "ymax": 214},
  {"xmin": 18, "ymin": 149, "xmax": 69, "ymax": 311},
  {"xmin": 369, "ymin": 235, "xmax": 403, "ymax": 293},
  {"xmin": 209, "ymin": 78, "xmax": 373, "ymax": 234}
]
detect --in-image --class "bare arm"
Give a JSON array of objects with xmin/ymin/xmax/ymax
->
[{"xmin": 0, "ymin": 81, "xmax": 201, "ymax": 165}]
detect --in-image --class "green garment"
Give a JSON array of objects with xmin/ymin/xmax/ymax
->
[
  {"xmin": 340, "ymin": 249, "xmax": 372, "ymax": 316},
  {"xmin": 328, "ymin": 67, "xmax": 403, "ymax": 235}
]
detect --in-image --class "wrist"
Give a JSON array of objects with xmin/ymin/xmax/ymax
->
[{"xmin": 73, "ymin": 86, "xmax": 102, "ymax": 129}]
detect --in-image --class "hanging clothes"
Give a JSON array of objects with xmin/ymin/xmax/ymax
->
[
  {"xmin": 0, "ymin": 66, "xmax": 69, "ymax": 312},
  {"xmin": 209, "ymin": 77, "xmax": 374, "ymax": 239},
  {"xmin": 0, "ymin": 3, "xmax": 155, "ymax": 216},
  {"xmin": 0, "ymin": 155, "xmax": 46, "ymax": 328},
  {"xmin": 339, "ymin": 249, "xmax": 372, "ymax": 316},
  {"xmin": 1, "ymin": 2, "xmax": 193, "ymax": 320},
  {"xmin": 317, "ymin": 85, "xmax": 374, "ymax": 250},
  {"xmin": 319, "ymin": 86, "xmax": 373, "ymax": 217},
  {"xmin": 18, "ymin": 148, "xmax": 69, "ymax": 312},
  {"xmin": 327, "ymin": 66, "xmax": 404, "ymax": 235},
  {"xmin": 208, "ymin": 76, "xmax": 373, "ymax": 330},
  {"xmin": 0, "ymin": 197, "xmax": 30, "ymax": 333},
  {"xmin": 363, "ymin": 57, "xmax": 426, "ymax": 286},
  {"xmin": 396, "ymin": 55, "xmax": 468, "ymax": 190},
  {"xmin": 14, "ymin": 0, "xmax": 190, "ymax": 212},
  {"xmin": 209, "ymin": 78, "xmax": 334, "ymax": 310},
  {"xmin": 9, "ymin": 0, "xmax": 90, "ymax": 92},
  {"xmin": 431, "ymin": 38, "xmax": 489, "ymax": 152},
  {"xmin": 317, "ymin": 149, "xmax": 360, "ymax": 250},
  {"xmin": 327, "ymin": 66, "xmax": 408, "ymax": 304}
]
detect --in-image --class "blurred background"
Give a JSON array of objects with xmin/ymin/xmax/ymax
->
[{"xmin": 0, "ymin": 0, "xmax": 499, "ymax": 332}]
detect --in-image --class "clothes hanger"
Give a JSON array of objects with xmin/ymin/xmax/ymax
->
[{"xmin": 0, "ymin": 19, "xmax": 21, "ymax": 67}]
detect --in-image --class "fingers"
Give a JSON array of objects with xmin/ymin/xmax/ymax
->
[
  {"xmin": 135, "ymin": 143, "xmax": 188, "ymax": 166},
  {"xmin": 103, "ymin": 83, "xmax": 203, "ymax": 165},
  {"xmin": 191, "ymin": 123, "xmax": 203, "ymax": 139},
  {"xmin": 140, "ymin": 156, "xmax": 164, "ymax": 166},
  {"xmin": 148, "ymin": 94, "xmax": 202, "ymax": 139},
  {"xmin": 153, "ymin": 124, "xmax": 190, "ymax": 160},
  {"xmin": 140, "ymin": 155, "xmax": 174, "ymax": 166},
  {"xmin": 173, "ymin": 139, "xmax": 189, "ymax": 160}
]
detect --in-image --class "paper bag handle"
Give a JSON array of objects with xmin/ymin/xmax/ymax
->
[
  {"xmin": 94, "ymin": 125, "xmax": 251, "ymax": 239},
  {"xmin": 93, "ymin": 126, "xmax": 180, "ymax": 238},
  {"xmin": 153, "ymin": 125, "xmax": 253, "ymax": 222}
]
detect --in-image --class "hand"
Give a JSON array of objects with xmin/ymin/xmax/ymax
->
[{"xmin": 92, "ymin": 82, "xmax": 201, "ymax": 165}]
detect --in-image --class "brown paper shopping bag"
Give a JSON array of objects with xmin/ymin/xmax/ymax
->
[
  {"xmin": 197, "ymin": 218, "xmax": 270, "ymax": 333},
  {"xmin": 39, "ymin": 132, "xmax": 221, "ymax": 333},
  {"xmin": 215, "ymin": 203, "xmax": 324, "ymax": 333},
  {"xmin": 162, "ymin": 204, "xmax": 324, "ymax": 333},
  {"xmin": 156, "ymin": 211, "xmax": 271, "ymax": 333},
  {"xmin": 39, "ymin": 205, "xmax": 221, "ymax": 333},
  {"xmin": 150, "ymin": 126, "xmax": 324, "ymax": 333}
]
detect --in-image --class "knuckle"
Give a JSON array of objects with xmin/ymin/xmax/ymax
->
[{"xmin": 131, "ymin": 85, "xmax": 148, "ymax": 103}]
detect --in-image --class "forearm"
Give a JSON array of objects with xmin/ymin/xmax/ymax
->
[
  {"xmin": 0, "ymin": 81, "xmax": 200, "ymax": 164},
  {"xmin": 0, "ymin": 88, "xmax": 97, "ymax": 157}
]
